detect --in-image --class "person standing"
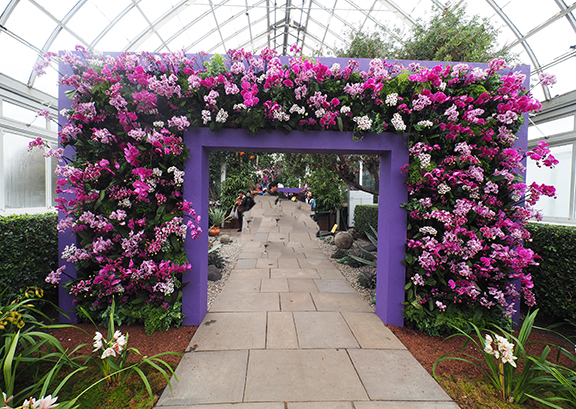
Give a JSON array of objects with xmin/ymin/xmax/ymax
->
[{"xmin": 234, "ymin": 191, "xmax": 248, "ymax": 232}]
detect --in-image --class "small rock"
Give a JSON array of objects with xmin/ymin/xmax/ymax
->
[
  {"xmin": 219, "ymin": 234, "xmax": 231, "ymax": 244},
  {"xmin": 347, "ymin": 228, "xmax": 359, "ymax": 240},
  {"xmin": 334, "ymin": 231, "xmax": 354, "ymax": 249},
  {"xmin": 362, "ymin": 243, "xmax": 377, "ymax": 252},
  {"xmin": 208, "ymin": 265, "xmax": 222, "ymax": 281}
]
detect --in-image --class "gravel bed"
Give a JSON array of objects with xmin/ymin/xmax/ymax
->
[
  {"xmin": 207, "ymin": 236, "xmax": 245, "ymax": 309},
  {"xmin": 314, "ymin": 237, "xmax": 376, "ymax": 311}
]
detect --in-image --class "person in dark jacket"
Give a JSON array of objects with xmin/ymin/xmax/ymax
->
[{"xmin": 234, "ymin": 191, "xmax": 248, "ymax": 232}]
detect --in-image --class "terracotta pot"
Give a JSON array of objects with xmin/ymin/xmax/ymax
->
[{"xmin": 208, "ymin": 226, "xmax": 220, "ymax": 236}]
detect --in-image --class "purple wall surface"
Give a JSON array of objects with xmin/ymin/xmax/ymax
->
[{"xmin": 182, "ymin": 128, "xmax": 409, "ymax": 326}]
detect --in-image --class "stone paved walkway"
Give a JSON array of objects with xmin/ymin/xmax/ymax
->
[{"xmin": 156, "ymin": 194, "xmax": 459, "ymax": 409}]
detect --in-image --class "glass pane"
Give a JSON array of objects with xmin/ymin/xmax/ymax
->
[
  {"xmin": 2, "ymin": 101, "xmax": 46, "ymax": 128},
  {"xmin": 4, "ymin": 133, "xmax": 46, "ymax": 208},
  {"xmin": 51, "ymin": 157, "xmax": 58, "ymax": 207},
  {"xmin": 526, "ymin": 144, "xmax": 573, "ymax": 218},
  {"xmin": 529, "ymin": 116, "xmax": 574, "ymax": 140}
]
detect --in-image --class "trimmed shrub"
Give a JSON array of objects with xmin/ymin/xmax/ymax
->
[
  {"xmin": 354, "ymin": 205, "xmax": 378, "ymax": 237},
  {"xmin": 524, "ymin": 223, "xmax": 576, "ymax": 325},
  {"xmin": 0, "ymin": 213, "xmax": 58, "ymax": 300}
]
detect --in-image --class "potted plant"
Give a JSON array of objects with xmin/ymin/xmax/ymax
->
[{"xmin": 209, "ymin": 207, "xmax": 232, "ymax": 236}]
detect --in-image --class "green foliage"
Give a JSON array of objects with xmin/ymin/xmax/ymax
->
[
  {"xmin": 81, "ymin": 299, "xmax": 181, "ymax": 394},
  {"xmin": 0, "ymin": 213, "xmax": 58, "ymax": 300},
  {"xmin": 219, "ymin": 168, "xmax": 256, "ymax": 210},
  {"xmin": 357, "ymin": 267, "xmax": 377, "ymax": 290},
  {"xmin": 208, "ymin": 242, "xmax": 226, "ymax": 269},
  {"xmin": 209, "ymin": 207, "xmax": 232, "ymax": 227},
  {"xmin": 307, "ymin": 167, "xmax": 347, "ymax": 213},
  {"xmin": 403, "ymin": 301, "xmax": 512, "ymax": 337},
  {"xmin": 353, "ymin": 205, "xmax": 378, "ymax": 238},
  {"xmin": 202, "ymin": 54, "xmax": 228, "ymax": 77},
  {"xmin": 434, "ymin": 310, "xmax": 576, "ymax": 406},
  {"xmin": 524, "ymin": 223, "xmax": 576, "ymax": 326},
  {"xmin": 337, "ymin": 3, "xmax": 516, "ymax": 63},
  {"xmin": 1, "ymin": 290, "xmax": 87, "ymax": 407}
]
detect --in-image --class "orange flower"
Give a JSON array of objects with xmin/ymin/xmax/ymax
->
[
  {"xmin": 240, "ymin": 152, "xmax": 245, "ymax": 155},
  {"xmin": 250, "ymin": 155, "xmax": 255, "ymax": 159}
]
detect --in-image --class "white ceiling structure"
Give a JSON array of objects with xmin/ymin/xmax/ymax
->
[
  {"xmin": 0, "ymin": 0, "xmax": 575, "ymax": 103},
  {"xmin": 2, "ymin": 0, "xmax": 576, "ymax": 220}
]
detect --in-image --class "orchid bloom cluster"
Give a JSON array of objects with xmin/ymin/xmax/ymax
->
[
  {"xmin": 484, "ymin": 333, "xmax": 518, "ymax": 367},
  {"xmin": 2, "ymin": 393, "xmax": 58, "ymax": 409},
  {"xmin": 255, "ymin": 164, "xmax": 282, "ymax": 184},
  {"xmin": 34, "ymin": 46, "xmax": 554, "ymax": 328},
  {"xmin": 93, "ymin": 329, "xmax": 127, "ymax": 359},
  {"xmin": 403, "ymin": 59, "xmax": 557, "ymax": 324}
]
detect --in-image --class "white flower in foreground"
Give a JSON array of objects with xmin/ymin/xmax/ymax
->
[
  {"xmin": 93, "ymin": 331, "xmax": 104, "ymax": 351},
  {"xmin": 101, "ymin": 347, "xmax": 117, "ymax": 359}
]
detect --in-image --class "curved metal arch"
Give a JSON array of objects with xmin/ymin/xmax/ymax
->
[
  {"xmin": 0, "ymin": 0, "xmax": 19, "ymax": 26},
  {"xmin": 555, "ymin": 0, "xmax": 576, "ymax": 33},
  {"xmin": 89, "ymin": 1, "xmax": 138, "ymax": 51},
  {"xmin": 27, "ymin": 0, "xmax": 89, "ymax": 88},
  {"xmin": 484, "ymin": 0, "xmax": 550, "ymax": 99}
]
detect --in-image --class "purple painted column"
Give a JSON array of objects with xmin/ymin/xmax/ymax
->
[
  {"xmin": 182, "ymin": 132, "xmax": 209, "ymax": 325},
  {"xmin": 58, "ymin": 59, "xmax": 78, "ymax": 323},
  {"xmin": 375, "ymin": 147, "xmax": 409, "ymax": 326}
]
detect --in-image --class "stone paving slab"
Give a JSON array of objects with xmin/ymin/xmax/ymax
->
[
  {"xmin": 312, "ymin": 292, "xmax": 375, "ymax": 312},
  {"xmin": 314, "ymin": 279, "xmax": 357, "ymax": 293},
  {"xmin": 303, "ymin": 251, "xmax": 328, "ymax": 259},
  {"xmin": 348, "ymin": 349, "xmax": 453, "ymax": 401},
  {"xmin": 287, "ymin": 403, "xmax": 354, "ymax": 409},
  {"xmin": 270, "ymin": 268, "xmax": 321, "ymax": 279},
  {"xmin": 157, "ymin": 350, "xmax": 248, "ymax": 406},
  {"xmin": 220, "ymin": 278, "xmax": 261, "ymax": 292},
  {"xmin": 256, "ymin": 258, "xmax": 278, "ymax": 269},
  {"xmin": 298, "ymin": 259, "xmax": 338, "ymax": 269},
  {"xmin": 235, "ymin": 258, "xmax": 258, "ymax": 269},
  {"xmin": 190, "ymin": 312, "xmax": 266, "ymax": 351},
  {"xmin": 293, "ymin": 311, "xmax": 359, "ymax": 349},
  {"xmin": 280, "ymin": 292, "xmax": 316, "ymax": 311},
  {"xmin": 260, "ymin": 278, "xmax": 289, "ymax": 292},
  {"xmin": 266, "ymin": 311, "xmax": 298, "ymax": 349},
  {"xmin": 230, "ymin": 268, "xmax": 270, "ymax": 279},
  {"xmin": 278, "ymin": 258, "xmax": 301, "ymax": 268},
  {"xmin": 315, "ymin": 268, "xmax": 346, "ymax": 279},
  {"xmin": 244, "ymin": 349, "xmax": 369, "ymax": 402},
  {"xmin": 353, "ymin": 402, "xmax": 460, "ymax": 409},
  {"xmin": 267, "ymin": 232, "xmax": 289, "ymax": 242},
  {"xmin": 290, "ymin": 232, "xmax": 316, "ymax": 242},
  {"xmin": 160, "ymin": 405, "xmax": 284, "ymax": 409},
  {"xmin": 210, "ymin": 291, "xmax": 280, "ymax": 312},
  {"xmin": 287, "ymin": 278, "xmax": 319, "ymax": 293},
  {"xmin": 342, "ymin": 312, "xmax": 407, "ymax": 350},
  {"xmin": 239, "ymin": 252, "xmax": 263, "ymax": 259}
]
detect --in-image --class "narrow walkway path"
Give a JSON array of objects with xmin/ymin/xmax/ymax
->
[{"xmin": 157, "ymin": 195, "xmax": 458, "ymax": 409}]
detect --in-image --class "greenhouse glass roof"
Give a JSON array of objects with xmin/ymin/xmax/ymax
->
[{"xmin": 1, "ymin": 0, "xmax": 575, "ymax": 102}]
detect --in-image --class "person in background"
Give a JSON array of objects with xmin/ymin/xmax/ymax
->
[
  {"xmin": 268, "ymin": 181, "xmax": 279, "ymax": 194},
  {"xmin": 245, "ymin": 190, "xmax": 256, "ymax": 212},
  {"xmin": 234, "ymin": 191, "xmax": 248, "ymax": 232},
  {"xmin": 306, "ymin": 191, "xmax": 316, "ymax": 211}
]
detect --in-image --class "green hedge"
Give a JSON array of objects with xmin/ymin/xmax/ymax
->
[
  {"xmin": 525, "ymin": 223, "xmax": 576, "ymax": 325},
  {"xmin": 0, "ymin": 213, "xmax": 58, "ymax": 300},
  {"xmin": 353, "ymin": 205, "xmax": 378, "ymax": 237}
]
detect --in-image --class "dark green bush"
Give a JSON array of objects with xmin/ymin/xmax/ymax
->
[
  {"xmin": 0, "ymin": 213, "xmax": 58, "ymax": 300},
  {"xmin": 525, "ymin": 223, "xmax": 576, "ymax": 325},
  {"xmin": 353, "ymin": 205, "xmax": 378, "ymax": 237}
]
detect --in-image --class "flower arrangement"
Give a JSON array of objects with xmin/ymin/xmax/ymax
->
[{"xmin": 33, "ymin": 45, "xmax": 555, "ymax": 332}]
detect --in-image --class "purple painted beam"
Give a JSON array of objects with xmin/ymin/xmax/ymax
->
[{"xmin": 183, "ymin": 128, "xmax": 408, "ymax": 326}]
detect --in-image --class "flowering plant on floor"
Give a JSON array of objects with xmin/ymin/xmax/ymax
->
[
  {"xmin": 83, "ymin": 300, "xmax": 181, "ymax": 390},
  {"xmin": 433, "ymin": 309, "xmax": 576, "ymax": 406}
]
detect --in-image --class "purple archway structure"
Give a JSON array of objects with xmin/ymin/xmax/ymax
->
[
  {"xmin": 182, "ymin": 128, "xmax": 408, "ymax": 326},
  {"xmin": 57, "ymin": 56, "xmax": 529, "ymax": 328}
]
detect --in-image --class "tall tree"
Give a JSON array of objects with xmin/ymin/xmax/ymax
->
[{"xmin": 332, "ymin": 2, "xmax": 516, "ymax": 195}]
